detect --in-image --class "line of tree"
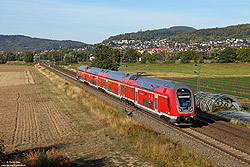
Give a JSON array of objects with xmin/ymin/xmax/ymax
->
[
  {"xmin": 137, "ymin": 47, "xmax": 250, "ymax": 64},
  {"xmin": 1, "ymin": 45, "xmax": 250, "ymax": 69}
]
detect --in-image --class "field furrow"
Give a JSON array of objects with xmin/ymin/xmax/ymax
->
[{"xmin": 0, "ymin": 65, "xmax": 74, "ymax": 150}]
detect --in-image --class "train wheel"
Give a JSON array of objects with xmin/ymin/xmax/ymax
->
[{"xmin": 161, "ymin": 116, "xmax": 170, "ymax": 123}]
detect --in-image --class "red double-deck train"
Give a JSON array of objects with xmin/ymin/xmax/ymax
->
[{"xmin": 76, "ymin": 65, "xmax": 196, "ymax": 125}]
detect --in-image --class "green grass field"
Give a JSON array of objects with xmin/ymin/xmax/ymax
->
[
  {"xmin": 121, "ymin": 63, "xmax": 250, "ymax": 108},
  {"xmin": 121, "ymin": 63, "xmax": 250, "ymax": 77}
]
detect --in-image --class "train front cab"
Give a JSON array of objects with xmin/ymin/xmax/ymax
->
[{"xmin": 174, "ymin": 86, "xmax": 197, "ymax": 126}]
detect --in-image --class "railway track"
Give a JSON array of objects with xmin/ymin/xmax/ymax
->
[
  {"xmin": 41, "ymin": 63, "xmax": 250, "ymax": 166},
  {"xmin": 197, "ymin": 114, "xmax": 250, "ymax": 141}
]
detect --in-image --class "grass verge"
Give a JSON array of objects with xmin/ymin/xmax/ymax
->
[{"xmin": 36, "ymin": 64, "xmax": 216, "ymax": 167}]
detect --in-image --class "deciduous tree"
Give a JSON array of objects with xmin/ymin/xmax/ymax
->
[
  {"xmin": 24, "ymin": 51, "xmax": 34, "ymax": 63},
  {"xmin": 91, "ymin": 44, "xmax": 121, "ymax": 71},
  {"xmin": 236, "ymin": 48, "xmax": 250, "ymax": 62},
  {"xmin": 124, "ymin": 48, "xmax": 139, "ymax": 63},
  {"xmin": 218, "ymin": 47, "xmax": 237, "ymax": 63}
]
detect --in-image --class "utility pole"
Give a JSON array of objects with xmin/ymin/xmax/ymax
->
[
  {"xmin": 120, "ymin": 55, "xmax": 125, "ymax": 97},
  {"xmin": 194, "ymin": 64, "xmax": 200, "ymax": 107}
]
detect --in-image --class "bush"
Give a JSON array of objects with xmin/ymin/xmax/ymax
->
[
  {"xmin": 0, "ymin": 54, "xmax": 7, "ymax": 64},
  {"xmin": 236, "ymin": 48, "xmax": 250, "ymax": 62},
  {"xmin": 218, "ymin": 47, "xmax": 237, "ymax": 63},
  {"xmin": 23, "ymin": 148, "xmax": 62, "ymax": 167},
  {"xmin": 24, "ymin": 52, "xmax": 34, "ymax": 63}
]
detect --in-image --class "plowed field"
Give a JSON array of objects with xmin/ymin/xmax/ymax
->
[{"xmin": 0, "ymin": 65, "xmax": 74, "ymax": 151}]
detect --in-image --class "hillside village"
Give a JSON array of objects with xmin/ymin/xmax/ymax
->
[{"xmin": 105, "ymin": 38, "xmax": 250, "ymax": 54}]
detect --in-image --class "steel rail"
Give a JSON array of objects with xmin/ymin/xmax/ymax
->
[
  {"xmin": 198, "ymin": 114, "xmax": 250, "ymax": 134},
  {"xmin": 197, "ymin": 118, "xmax": 250, "ymax": 142}
]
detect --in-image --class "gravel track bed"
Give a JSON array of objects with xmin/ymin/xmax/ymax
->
[
  {"xmin": 43, "ymin": 64, "xmax": 249, "ymax": 167},
  {"xmin": 194, "ymin": 120, "xmax": 250, "ymax": 151}
]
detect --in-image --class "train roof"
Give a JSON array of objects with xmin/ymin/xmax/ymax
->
[
  {"xmin": 78, "ymin": 65, "xmax": 133, "ymax": 80},
  {"xmin": 77, "ymin": 65, "xmax": 190, "ymax": 90},
  {"xmin": 135, "ymin": 75, "xmax": 177, "ymax": 88}
]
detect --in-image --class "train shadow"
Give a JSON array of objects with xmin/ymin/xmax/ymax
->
[
  {"xmin": 74, "ymin": 157, "xmax": 109, "ymax": 167},
  {"xmin": 191, "ymin": 110, "xmax": 231, "ymax": 128}
]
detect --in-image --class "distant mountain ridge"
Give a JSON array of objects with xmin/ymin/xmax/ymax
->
[
  {"xmin": 171, "ymin": 24, "xmax": 250, "ymax": 42},
  {"xmin": 1, "ymin": 24, "xmax": 250, "ymax": 53},
  {"xmin": 103, "ymin": 26, "xmax": 196, "ymax": 43},
  {"xmin": 103, "ymin": 24, "xmax": 250, "ymax": 44},
  {"xmin": 0, "ymin": 35, "xmax": 89, "ymax": 52}
]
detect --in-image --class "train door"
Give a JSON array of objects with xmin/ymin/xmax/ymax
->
[
  {"xmin": 118, "ymin": 84, "xmax": 121, "ymax": 96},
  {"xmin": 135, "ymin": 88, "xmax": 138, "ymax": 104},
  {"xmin": 121, "ymin": 84, "xmax": 126, "ymax": 97},
  {"xmin": 84, "ymin": 73, "xmax": 87, "ymax": 81},
  {"xmin": 155, "ymin": 94, "xmax": 158, "ymax": 113}
]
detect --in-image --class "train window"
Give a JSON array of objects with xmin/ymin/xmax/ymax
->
[
  {"xmin": 132, "ymin": 88, "xmax": 134, "ymax": 94},
  {"xmin": 149, "ymin": 85, "xmax": 154, "ymax": 92},
  {"xmin": 136, "ymin": 91, "xmax": 138, "ymax": 102},
  {"xmin": 155, "ymin": 97, "xmax": 158, "ymax": 110},
  {"xmin": 136, "ymin": 81, "xmax": 140, "ymax": 86},
  {"xmin": 115, "ymin": 88, "xmax": 118, "ymax": 94},
  {"xmin": 90, "ymin": 79, "xmax": 97, "ymax": 85},
  {"xmin": 139, "ymin": 82, "xmax": 142, "ymax": 88},
  {"xmin": 147, "ymin": 84, "xmax": 151, "ymax": 90},
  {"xmin": 143, "ymin": 83, "xmax": 146, "ymax": 89},
  {"xmin": 167, "ymin": 98, "xmax": 171, "ymax": 111},
  {"xmin": 155, "ymin": 86, "xmax": 160, "ymax": 91},
  {"xmin": 122, "ymin": 85, "xmax": 126, "ymax": 91},
  {"xmin": 142, "ymin": 83, "xmax": 145, "ymax": 89},
  {"xmin": 150, "ymin": 101, "xmax": 153, "ymax": 109},
  {"xmin": 143, "ymin": 98, "xmax": 145, "ymax": 105},
  {"xmin": 177, "ymin": 89, "xmax": 191, "ymax": 107},
  {"xmin": 143, "ymin": 83, "xmax": 148, "ymax": 90}
]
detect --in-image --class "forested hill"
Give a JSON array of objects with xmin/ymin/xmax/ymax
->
[
  {"xmin": 103, "ymin": 26, "xmax": 196, "ymax": 43},
  {"xmin": 103, "ymin": 24, "xmax": 250, "ymax": 44},
  {"xmin": 0, "ymin": 35, "xmax": 89, "ymax": 52},
  {"xmin": 171, "ymin": 24, "xmax": 250, "ymax": 43}
]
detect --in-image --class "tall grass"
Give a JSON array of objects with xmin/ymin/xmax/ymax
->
[
  {"xmin": 0, "ymin": 136, "xmax": 5, "ymax": 164},
  {"xmin": 36, "ymin": 64, "xmax": 216, "ymax": 166},
  {"xmin": 22, "ymin": 148, "xmax": 66, "ymax": 167}
]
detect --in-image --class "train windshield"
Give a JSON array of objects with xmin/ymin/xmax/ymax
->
[{"xmin": 177, "ymin": 89, "xmax": 191, "ymax": 107}]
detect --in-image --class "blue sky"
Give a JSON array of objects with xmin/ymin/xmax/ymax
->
[{"xmin": 0, "ymin": 0, "xmax": 250, "ymax": 44}]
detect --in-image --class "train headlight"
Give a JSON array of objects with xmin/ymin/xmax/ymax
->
[
  {"xmin": 179, "ymin": 109, "xmax": 182, "ymax": 112},
  {"xmin": 189, "ymin": 108, "xmax": 193, "ymax": 112}
]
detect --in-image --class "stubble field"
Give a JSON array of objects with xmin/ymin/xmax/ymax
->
[{"xmin": 0, "ymin": 65, "xmax": 74, "ymax": 152}]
